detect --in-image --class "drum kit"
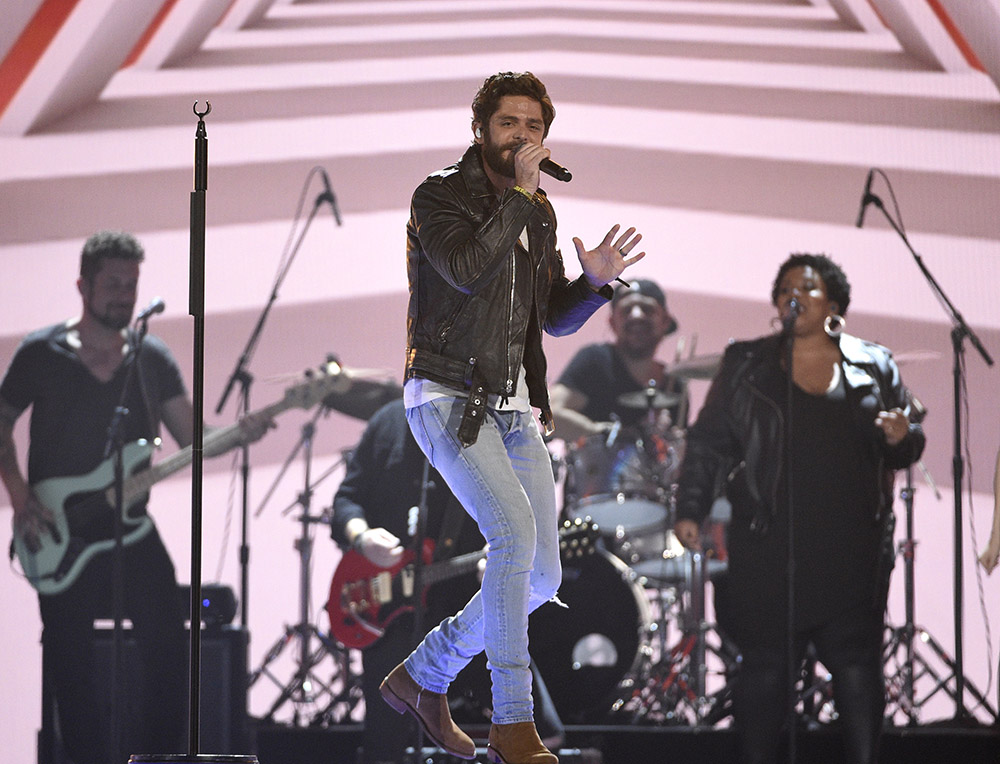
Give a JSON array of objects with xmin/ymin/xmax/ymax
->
[{"xmin": 535, "ymin": 354, "xmax": 739, "ymax": 726}]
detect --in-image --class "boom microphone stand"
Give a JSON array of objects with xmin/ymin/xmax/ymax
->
[
  {"xmin": 215, "ymin": 166, "xmax": 342, "ymax": 627},
  {"xmin": 856, "ymin": 168, "xmax": 994, "ymax": 722}
]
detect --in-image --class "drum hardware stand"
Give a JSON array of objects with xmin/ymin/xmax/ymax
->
[
  {"xmin": 611, "ymin": 551, "xmax": 740, "ymax": 725},
  {"xmin": 882, "ymin": 463, "xmax": 998, "ymax": 725},
  {"xmin": 247, "ymin": 410, "xmax": 361, "ymax": 725}
]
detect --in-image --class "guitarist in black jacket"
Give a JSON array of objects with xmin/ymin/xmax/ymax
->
[
  {"xmin": 0, "ymin": 231, "xmax": 269, "ymax": 764},
  {"xmin": 330, "ymin": 399, "xmax": 562, "ymax": 764}
]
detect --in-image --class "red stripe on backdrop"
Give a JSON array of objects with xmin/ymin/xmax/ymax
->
[
  {"xmin": 924, "ymin": 0, "xmax": 985, "ymax": 71},
  {"xmin": 123, "ymin": 0, "xmax": 183, "ymax": 68},
  {"xmin": 0, "ymin": 0, "xmax": 85, "ymax": 120},
  {"xmin": 864, "ymin": 0, "xmax": 889, "ymax": 29}
]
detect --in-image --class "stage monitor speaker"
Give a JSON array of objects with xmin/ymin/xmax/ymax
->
[{"xmin": 39, "ymin": 625, "xmax": 249, "ymax": 764}]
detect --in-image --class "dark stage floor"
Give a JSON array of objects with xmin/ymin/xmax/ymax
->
[{"xmin": 254, "ymin": 721, "xmax": 1000, "ymax": 764}]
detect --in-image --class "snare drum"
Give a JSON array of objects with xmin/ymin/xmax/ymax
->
[{"xmin": 529, "ymin": 549, "xmax": 651, "ymax": 722}]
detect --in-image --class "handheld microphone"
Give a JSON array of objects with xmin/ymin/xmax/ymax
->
[
  {"xmin": 540, "ymin": 158, "xmax": 572, "ymax": 183},
  {"xmin": 135, "ymin": 297, "xmax": 166, "ymax": 323},
  {"xmin": 318, "ymin": 168, "xmax": 342, "ymax": 225},
  {"xmin": 855, "ymin": 169, "xmax": 875, "ymax": 228}
]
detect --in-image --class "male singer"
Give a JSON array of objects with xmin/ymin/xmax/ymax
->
[{"xmin": 380, "ymin": 71, "xmax": 647, "ymax": 764}]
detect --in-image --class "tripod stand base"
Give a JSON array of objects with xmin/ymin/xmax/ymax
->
[
  {"xmin": 129, "ymin": 756, "xmax": 259, "ymax": 763},
  {"xmin": 883, "ymin": 624, "xmax": 999, "ymax": 725}
]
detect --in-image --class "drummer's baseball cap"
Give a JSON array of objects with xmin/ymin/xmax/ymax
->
[{"xmin": 612, "ymin": 279, "xmax": 678, "ymax": 335}]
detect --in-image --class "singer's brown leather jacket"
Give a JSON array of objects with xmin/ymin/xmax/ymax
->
[{"xmin": 404, "ymin": 145, "xmax": 610, "ymax": 440}]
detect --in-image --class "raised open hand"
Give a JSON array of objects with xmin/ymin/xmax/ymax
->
[{"xmin": 573, "ymin": 224, "xmax": 646, "ymax": 289}]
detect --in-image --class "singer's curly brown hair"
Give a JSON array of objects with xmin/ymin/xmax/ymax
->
[
  {"xmin": 471, "ymin": 71, "xmax": 555, "ymax": 138},
  {"xmin": 770, "ymin": 253, "xmax": 851, "ymax": 317}
]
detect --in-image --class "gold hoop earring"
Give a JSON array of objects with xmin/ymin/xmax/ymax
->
[{"xmin": 824, "ymin": 314, "xmax": 845, "ymax": 338}]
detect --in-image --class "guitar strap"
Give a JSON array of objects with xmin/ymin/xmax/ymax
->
[{"xmin": 434, "ymin": 490, "xmax": 468, "ymax": 563}]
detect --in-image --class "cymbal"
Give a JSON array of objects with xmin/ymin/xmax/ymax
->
[
  {"xmin": 617, "ymin": 389, "xmax": 681, "ymax": 410},
  {"xmin": 670, "ymin": 354, "xmax": 722, "ymax": 380}
]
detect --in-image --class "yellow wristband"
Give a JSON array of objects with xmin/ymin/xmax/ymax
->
[{"xmin": 512, "ymin": 185, "xmax": 536, "ymax": 203}]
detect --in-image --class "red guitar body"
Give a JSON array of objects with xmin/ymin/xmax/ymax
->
[
  {"xmin": 326, "ymin": 517, "xmax": 597, "ymax": 650},
  {"xmin": 327, "ymin": 539, "xmax": 435, "ymax": 650}
]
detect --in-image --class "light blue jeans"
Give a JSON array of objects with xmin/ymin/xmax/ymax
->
[{"xmin": 404, "ymin": 396, "xmax": 561, "ymax": 724}]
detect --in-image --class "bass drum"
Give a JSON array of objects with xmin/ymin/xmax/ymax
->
[{"xmin": 529, "ymin": 549, "xmax": 651, "ymax": 723}]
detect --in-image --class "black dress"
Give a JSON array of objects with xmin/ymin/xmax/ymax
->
[{"xmin": 721, "ymin": 366, "xmax": 883, "ymax": 649}]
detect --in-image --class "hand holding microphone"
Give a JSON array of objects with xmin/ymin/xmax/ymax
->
[
  {"xmin": 512, "ymin": 142, "xmax": 548, "ymax": 194},
  {"xmin": 513, "ymin": 142, "xmax": 573, "ymax": 193}
]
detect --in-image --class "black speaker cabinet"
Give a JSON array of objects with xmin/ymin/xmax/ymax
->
[{"xmin": 39, "ymin": 625, "xmax": 249, "ymax": 764}]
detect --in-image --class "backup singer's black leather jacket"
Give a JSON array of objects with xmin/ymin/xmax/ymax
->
[
  {"xmin": 675, "ymin": 332, "xmax": 926, "ymax": 534},
  {"xmin": 404, "ymin": 145, "xmax": 610, "ymax": 436}
]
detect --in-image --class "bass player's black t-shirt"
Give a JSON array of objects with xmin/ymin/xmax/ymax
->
[{"xmin": 0, "ymin": 322, "xmax": 185, "ymax": 485}]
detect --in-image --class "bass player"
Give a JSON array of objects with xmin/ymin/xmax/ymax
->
[{"xmin": 0, "ymin": 230, "xmax": 270, "ymax": 763}]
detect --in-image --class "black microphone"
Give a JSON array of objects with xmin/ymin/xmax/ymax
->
[
  {"xmin": 513, "ymin": 143, "xmax": 572, "ymax": 182},
  {"xmin": 855, "ymin": 169, "xmax": 875, "ymax": 228},
  {"xmin": 540, "ymin": 157, "xmax": 572, "ymax": 183},
  {"xmin": 318, "ymin": 168, "xmax": 342, "ymax": 225},
  {"xmin": 135, "ymin": 297, "xmax": 165, "ymax": 323},
  {"xmin": 781, "ymin": 297, "xmax": 801, "ymax": 333}
]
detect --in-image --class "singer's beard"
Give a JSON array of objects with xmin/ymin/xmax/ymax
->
[{"xmin": 481, "ymin": 135, "xmax": 521, "ymax": 179}]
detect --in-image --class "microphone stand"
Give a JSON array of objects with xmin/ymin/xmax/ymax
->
[
  {"xmin": 863, "ymin": 177, "xmax": 994, "ymax": 723},
  {"xmin": 214, "ymin": 166, "xmax": 337, "ymax": 627},
  {"xmin": 187, "ymin": 100, "xmax": 210, "ymax": 759},
  {"xmin": 101, "ymin": 315, "xmax": 153, "ymax": 764},
  {"xmin": 781, "ymin": 321, "xmax": 798, "ymax": 764}
]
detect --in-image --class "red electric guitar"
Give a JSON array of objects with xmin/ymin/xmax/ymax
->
[{"xmin": 327, "ymin": 517, "xmax": 598, "ymax": 650}]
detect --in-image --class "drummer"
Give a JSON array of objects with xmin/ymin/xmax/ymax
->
[{"xmin": 550, "ymin": 278, "xmax": 686, "ymax": 442}]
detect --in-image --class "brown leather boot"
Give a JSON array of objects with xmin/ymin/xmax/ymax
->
[
  {"xmin": 486, "ymin": 721, "xmax": 558, "ymax": 764},
  {"xmin": 379, "ymin": 662, "xmax": 476, "ymax": 760}
]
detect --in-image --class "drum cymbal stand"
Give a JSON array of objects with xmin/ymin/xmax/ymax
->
[
  {"xmin": 248, "ymin": 409, "xmax": 361, "ymax": 725},
  {"xmin": 882, "ymin": 462, "xmax": 998, "ymax": 725},
  {"xmin": 612, "ymin": 551, "xmax": 739, "ymax": 726}
]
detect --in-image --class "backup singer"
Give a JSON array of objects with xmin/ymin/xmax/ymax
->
[
  {"xmin": 674, "ymin": 253, "xmax": 925, "ymax": 764},
  {"xmin": 381, "ymin": 71, "xmax": 646, "ymax": 764}
]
